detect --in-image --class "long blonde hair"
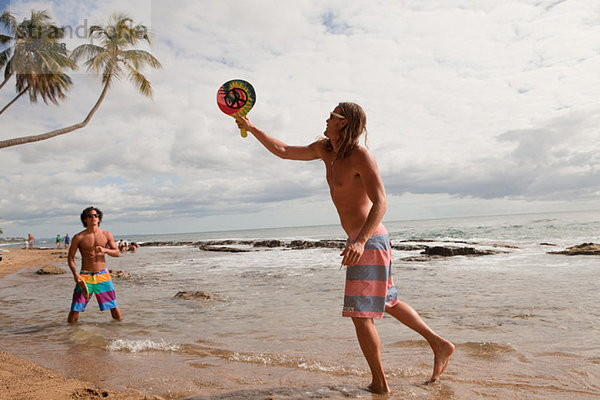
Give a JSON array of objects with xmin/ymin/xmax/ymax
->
[{"xmin": 324, "ymin": 102, "xmax": 368, "ymax": 160}]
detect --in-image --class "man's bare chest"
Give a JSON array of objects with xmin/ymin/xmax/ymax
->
[
  {"xmin": 325, "ymin": 160, "xmax": 361, "ymax": 191},
  {"xmin": 80, "ymin": 233, "xmax": 108, "ymax": 248}
]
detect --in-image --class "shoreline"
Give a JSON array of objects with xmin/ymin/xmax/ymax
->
[{"xmin": 0, "ymin": 248, "xmax": 159, "ymax": 400}]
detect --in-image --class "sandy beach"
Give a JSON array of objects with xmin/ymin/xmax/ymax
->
[{"xmin": 0, "ymin": 249, "xmax": 158, "ymax": 400}]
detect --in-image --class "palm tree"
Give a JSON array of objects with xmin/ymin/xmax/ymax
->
[
  {"xmin": 0, "ymin": 10, "xmax": 77, "ymax": 115},
  {"xmin": 0, "ymin": 13, "xmax": 161, "ymax": 149}
]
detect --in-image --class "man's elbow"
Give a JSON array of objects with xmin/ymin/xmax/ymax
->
[
  {"xmin": 375, "ymin": 198, "xmax": 387, "ymax": 212},
  {"xmin": 277, "ymin": 145, "xmax": 292, "ymax": 159}
]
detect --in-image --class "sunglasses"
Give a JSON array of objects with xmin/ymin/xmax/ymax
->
[
  {"xmin": 87, "ymin": 214, "xmax": 100, "ymax": 218},
  {"xmin": 330, "ymin": 112, "xmax": 346, "ymax": 119}
]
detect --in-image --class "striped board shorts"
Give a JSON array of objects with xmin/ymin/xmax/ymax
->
[
  {"xmin": 342, "ymin": 224, "xmax": 399, "ymax": 319},
  {"xmin": 71, "ymin": 269, "xmax": 118, "ymax": 312}
]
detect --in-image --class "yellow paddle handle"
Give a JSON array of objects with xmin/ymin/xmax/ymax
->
[{"xmin": 234, "ymin": 113, "xmax": 248, "ymax": 138}]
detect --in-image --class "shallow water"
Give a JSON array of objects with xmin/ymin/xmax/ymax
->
[{"xmin": 1, "ymin": 211, "xmax": 599, "ymax": 399}]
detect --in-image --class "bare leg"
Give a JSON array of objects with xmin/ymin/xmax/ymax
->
[
  {"xmin": 385, "ymin": 301, "xmax": 454, "ymax": 382},
  {"xmin": 68, "ymin": 311, "xmax": 79, "ymax": 323},
  {"xmin": 110, "ymin": 307, "xmax": 122, "ymax": 320},
  {"xmin": 351, "ymin": 317, "xmax": 390, "ymax": 394}
]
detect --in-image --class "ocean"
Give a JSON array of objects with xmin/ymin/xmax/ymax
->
[{"xmin": 0, "ymin": 210, "xmax": 599, "ymax": 399}]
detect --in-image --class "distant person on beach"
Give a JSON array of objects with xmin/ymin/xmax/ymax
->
[
  {"xmin": 128, "ymin": 242, "xmax": 139, "ymax": 253},
  {"xmin": 67, "ymin": 206, "xmax": 122, "ymax": 323},
  {"xmin": 236, "ymin": 102, "xmax": 454, "ymax": 393},
  {"xmin": 27, "ymin": 233, "xmax": 34, "ymax": 249},
  {"xmin": 64, "ymin": 234, "xmax": 70, "ymax": 249},
  {"xmin": 56, "ymin": 234, "xmax": 62, "ymax": 249}
]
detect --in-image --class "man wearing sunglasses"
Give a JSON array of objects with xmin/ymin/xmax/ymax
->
[
  {"xmin": 235, "ymin": 103, "xmax": 454, "ymax": 394},
  {"xmin": 67, "ymin": 206, "xmax": 122, "ymax": 323}
]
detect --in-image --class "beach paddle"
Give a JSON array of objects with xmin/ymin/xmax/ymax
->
[
  {"xmin": 79, "ymin": 280, "xmax": 91, "ymax": 300},
  {"xmin": 217, "ymin": 79, "xmax": 256, "ymax": 138}
]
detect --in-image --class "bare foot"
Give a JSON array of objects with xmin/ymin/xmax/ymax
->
[
  {"xmin": 428, "ymin": 338, "xmax": 455, "ymax": 382},
  {"xmin": 365, "ymin": 382, "xmax": 390, "ymax": 395}
]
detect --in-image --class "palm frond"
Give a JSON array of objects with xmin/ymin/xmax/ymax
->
[
  {"xmin": 0, "ymin": 47, "xmax": 12, "ymax": 69},
  {"xmin": 124, "ymin": 63, "xmax": 153, "ymax": 97},
  {"xmin": 4, "ymin": 59, "xmax": 12, "ymax": 80},
  {"xmin": 0, "ymin": 33, "xmax": 13, "ymax": 45},
  {"xmin": 120, "ymin": 49, "xmax": 162, "ymax": 70},
  {"xmin": 84, "ymin": 51, "xmax": 113, "ymax": 75},
  {"xmin": 0, "ymin": 12, "xmax": 18, "ymax": 35},
  {"xmin": 88, "ymin": 25, "xmax": 105, "ymax": 39},
  {"xmin": 71, "ymin": 43, "xmax": 104, "ymax": 63}
]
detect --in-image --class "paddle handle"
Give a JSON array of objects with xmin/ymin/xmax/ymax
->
[{"xmin": 235, "ymin": 113, "xmax": 248, "ymax": 138}]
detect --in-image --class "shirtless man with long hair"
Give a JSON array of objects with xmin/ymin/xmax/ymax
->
[{"xmin": 236, "ymin": 102, "xmax": 454, "ymax": 393}]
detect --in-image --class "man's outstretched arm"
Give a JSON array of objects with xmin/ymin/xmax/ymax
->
[{"xmin": 236, "ymin": 115, "xmax": 321, "ymax": 161}]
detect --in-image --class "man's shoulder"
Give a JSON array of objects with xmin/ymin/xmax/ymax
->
[
  {"xmin": 346, "ymin": 145, "xmax": 373, "ymax": 163},
  {"xmin": 99, "ymin": 229, "xmax": 114, "ymax": 239},
  {"xmin": 310, "ymin": 137, "xmax": 329, "ymax": 156}
]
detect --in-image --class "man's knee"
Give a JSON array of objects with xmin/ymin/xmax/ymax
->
[{"xmin": 352, "ymin": 316, "xmax": 373, "ymax": 327}]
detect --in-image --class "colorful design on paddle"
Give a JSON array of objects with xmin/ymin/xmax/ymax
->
[
  {"xmin": 217, "ymin": 79, "xmax": 256, "ymax": 138},
  {"xmin": 79, "ymin": 281, "xmax": 91, "ymax": 300}
]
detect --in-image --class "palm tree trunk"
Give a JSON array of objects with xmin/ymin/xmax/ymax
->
[
  {"xmin": 0, "ymin": 84, "xmax": 29, "ymax": 116},
  {"xmin": 0, "ymin": 77, "xmax": 111, "ymax": 149}
]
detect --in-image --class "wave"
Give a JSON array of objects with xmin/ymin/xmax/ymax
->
[
  {"xmin": 458, "ymin": 341, "xmax": 517, "ymax": 359},
  {"xmin": 107, "ymin": 338, "xmax": 180, "ymax": 353},
  {"xmin": 228, "ymin": 351, "xmax": 366, "ymax": 377}
]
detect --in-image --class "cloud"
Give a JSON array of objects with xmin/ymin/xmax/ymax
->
[
  {"xmin": 1, "ymin": 0, "xmax": 600, "ymax": 237},
  {"xmin": 382, "ymin": 108, "xmax": 600, "ymax": 200}
]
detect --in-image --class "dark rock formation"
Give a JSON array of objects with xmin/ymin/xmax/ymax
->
[
  {"xmin": 399, "ymin": 245, "xmax": 505, "ymax": 262},
  {"xmin": 422, "ymin": 246, "xmax": 500, "ymax": 257},
  {"xmin": 549, "ymin": 243, "xmax": 600, "ymax": 255},
  {"xmin": 391, "ymin": 244, "xmax": 427, "ymax": 251},
  {"xmin": 253, "ymin": 240, "xmax": 285, "ymax": 248},
  {"xmin": 174, "ymin": 291, "xmax": 225, "ymax": 302},
  {"xmin": 36, "ymin": 265, "xmax": 66, "ymax": 274},
  {"xmin": 198, "ymin": 245, "xmax": 252, "ymax": 253},
  {"xmin": 109, "ymin": 269, "xmax": 132, "ymax": 278},
  {"xmin": 288, "ymin": 240, "xmax": 345, "ymax": 249}
]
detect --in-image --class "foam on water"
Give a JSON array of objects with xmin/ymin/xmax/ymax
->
[
  {"xmin": 107, "ymin": 338, "xmax": 181, "ymax": 353},
  {"xmin": 228, "ymin": 352, "xmax": 366, "ymax": 376}
]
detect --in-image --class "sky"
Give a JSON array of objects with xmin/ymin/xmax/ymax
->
[{"xmin": 1, "ymin": 0, "xmax": 600, "ymax": 238}]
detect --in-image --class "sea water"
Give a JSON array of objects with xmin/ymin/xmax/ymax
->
[{"xmin": 0, "ymin": 210, "xmax": 599, "ymax": 399}]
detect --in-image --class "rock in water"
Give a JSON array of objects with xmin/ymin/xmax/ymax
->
[
  {"xmin": 549, "ymin": 243, "xmax": 600, "ymax": 255},
  {"xmin": 174, "ymin": 291, "xmax": 225, "ymax": 302},
  {"xmin": 36, "ymin": 265, "xmax": 66, "ymax": 275}
]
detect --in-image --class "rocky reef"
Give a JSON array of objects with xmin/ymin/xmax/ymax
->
[{"xmin": 548, "ymin": 243, "xmax": 600, "ymax": 255}]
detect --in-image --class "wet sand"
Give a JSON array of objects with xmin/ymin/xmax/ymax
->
[{"xmin": 0, "ymin": 248, "xmax": 158, "ymax": 400}]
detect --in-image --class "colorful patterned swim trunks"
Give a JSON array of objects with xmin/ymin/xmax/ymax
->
[
  {"xmin": 70, "ymin": 269, "xmax": 118, "ymax": 312},
  {"xmin": 342, "ymin": 224, "xmax": 399, "ymax": 319}
]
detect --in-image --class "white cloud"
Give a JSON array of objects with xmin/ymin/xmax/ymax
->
[{"xmin": 1, "ymin": 0, "xmax": 600, "ymax": 238}]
